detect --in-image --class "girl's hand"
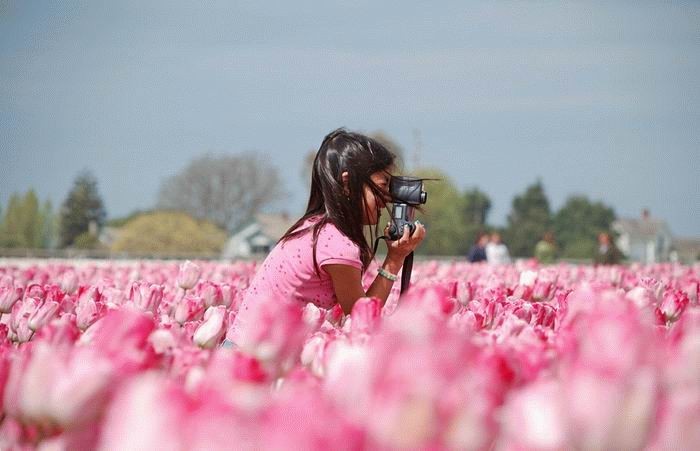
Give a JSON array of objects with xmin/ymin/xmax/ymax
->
[{"xmin": 384, "ymin": 220, "xmax": 426, "ymax": 261}]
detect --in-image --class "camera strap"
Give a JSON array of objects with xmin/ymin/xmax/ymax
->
[{"xmin": 400, "ymin": 251, "xmax": 413, "ymax": 294}]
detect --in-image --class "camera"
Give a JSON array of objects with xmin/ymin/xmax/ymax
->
[{"xmin": 387, "ymin": 176, "xmax": 427, "ymax": 240}]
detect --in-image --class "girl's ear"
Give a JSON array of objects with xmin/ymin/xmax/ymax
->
[{"xmin": 341, "ymin": 171, "xmax": 350, "ymax": 195}]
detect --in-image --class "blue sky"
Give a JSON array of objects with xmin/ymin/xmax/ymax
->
[{"xmin": 1, "ymin": 1, "xmax": 698, "ymax": 236}]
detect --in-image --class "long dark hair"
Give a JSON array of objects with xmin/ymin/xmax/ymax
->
[{"xmin": 280, "ymin": 128, "xmax": 396, "ymax": 274}]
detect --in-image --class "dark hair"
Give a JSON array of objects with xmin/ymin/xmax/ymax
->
[{"xmin": 280, "ymin": 128, "xmax": 396, "ymax": 274}]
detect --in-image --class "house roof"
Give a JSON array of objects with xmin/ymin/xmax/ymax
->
[
  {"xmin": 256, "ymin": 213, "xmax": 296, "ymax": 241},
  {"xmin": 613, "ymin": 217, "xmax": 671, "ymax": 239},
  {"xmin": 672, "ymin": 237, "xmax": 700, "ymax": 253}
]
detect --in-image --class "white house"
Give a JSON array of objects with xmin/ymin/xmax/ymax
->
[
  {"xmin": 221, "ymin": 213, "xmax": 295, "ymax": 259},
  {"xmin": 612, "ymin": 209, "xmax": 673, "ymax": 263}
]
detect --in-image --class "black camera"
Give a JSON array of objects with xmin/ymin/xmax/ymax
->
[{"xmin": 387, "ymin": 176, "xmax": 427, "ymax": 240}]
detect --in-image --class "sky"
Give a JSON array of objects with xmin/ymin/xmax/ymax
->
[{"xmin": 1, "ymin": 0, "xmax": 698, "ymax": 236}]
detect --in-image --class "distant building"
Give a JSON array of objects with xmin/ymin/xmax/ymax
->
[
  {"xmin": 671, "ymin": 237, "xmax": 700, "ymax": 264},
  {"xmin": 612, "ymin": 209, "xmax": 673, "ymax": 263},
  {"xmin": 98, "ymin": 226, "xmax": 121, "ymax": 248},
  {"xmin": 222, "ymin": 213, "xmax": 295, "ymax": 259}
]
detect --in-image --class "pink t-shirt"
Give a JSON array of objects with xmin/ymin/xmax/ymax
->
[{"xmin": 228, "ymin": 217, "xmax": 362, "ymax": 343}]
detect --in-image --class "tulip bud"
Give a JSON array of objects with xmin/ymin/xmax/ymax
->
[
  {"xmin": 132, "ymin": 284, "xmax": 164, "ymax": 314},
  {"xmin": 200, "ymin": 282, "xmax": 222, "ymax": 307},
  {"xmin": 61, "ymin": 270, "xmax": 79, "ymax": 295},
  {"xmin": 351, "ymin": 297, "xmax": 382, "ymax": 335},
  {"xmin": 0, "ymin": 285, "xmax": 23, "ymax": 314},
  {"xmin": 28, "ymin": 300, "xmax": 59, "ymax": 331},
  {"xmin": 220, "ymin": 284, "xmax": 234, "ymax": 307},
  {"xmin": 519, "ymin": 270, "xmax": 538, "ymax": 287},
  {"xmin": 177, "ymin": 260, "xmax": 201, "ymax": 290},
  {"xmin": 658, "ymin": 289, "xmax": 690, "ymax": 323},
  {"xmin": 174, "ymin": 295, "xmax": 205, "ymax": 325},
  {"xmin": 193, "ymin": 306, "xmax": 227, "ymax": 348},
  {"xmin": 532, "ymin": 280, "xmax": 553, "ymax": 302}
]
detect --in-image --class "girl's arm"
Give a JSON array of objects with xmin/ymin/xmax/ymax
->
[{"xmin": 324, "ymin": 223, "xmax": 425, "ymax": 315}]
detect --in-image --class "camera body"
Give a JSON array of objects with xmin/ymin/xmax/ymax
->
[{"xmin": 387, "ymin": 176, "xmax": 427, "ymax": 240}]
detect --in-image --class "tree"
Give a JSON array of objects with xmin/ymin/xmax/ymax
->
[
  {"xmin": 158, "ymin": 153, "xmax": 282, "ymax": 233},
  {"xmin": 22, "ymin": 190, "xmax": 41, "ymax": 248},
  {"xmin": 38, "ymin": 200, "xmax": 58, "ymax": 249},
  {"xmin": 59, "ymin": 171, "xmax": 106, "ymax": 248},
  {"xmin": 461, "ymin": 187, "xmax": 493, "ymax": 250},
  {"xmin": 411, "ymin": 167, "xmax": 469, "ymax": 255},
  {"xmin": 0, "ymin": 190, "xmax": 44, "ymax": 248},
  {"xmin": 111, "ymin": 211, "xmax": 227, "ymax": 254},
  {"xmin": 554, "ymin": 195, "xmax": 617, "ymax": 259},
  {"xmin": 505, "ymin": 180, "xmax": 552, "ymax": 257},
  {"xmin": 0, "ymin": 194, "xmax": 24, "ymax": 247}
]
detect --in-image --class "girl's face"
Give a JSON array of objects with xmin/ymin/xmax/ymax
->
[{"xmin": 362, "ymin": 170, "xmax": 391, "ymax": 225}]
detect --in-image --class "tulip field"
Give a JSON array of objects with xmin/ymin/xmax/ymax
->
[{"xmin": 0, "ymin": 258, "xmax": 698, "ymax": 450}]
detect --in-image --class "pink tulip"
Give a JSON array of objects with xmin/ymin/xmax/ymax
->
[
  {"xmin": 98, "ymin": 374, "xmax": 184, "ymax": 451},
  {"xmin": 15, "ymin": 342, "xmax": 62, "ymax": 422},
  {"xmin": 532, "ymin": 279, "xmax": 553, "ymax": 302},
  {"xmin": 89, "ymin": 309, "xmax": 156, "ymax": 372},
  {"xmin": 28, "ymin": 300, "xmax": 59, "ymax": 331},
  {"xmin": 498, "ymin": 380, "xmax": 565, "ymax": 449},
  {"xmin": 174, "ymin": 295, "xmax": 205, "ymax": 324},
  {"xmin": 325, "ymin": 304, "xmax": 345, "ymax": 326},
  {"xmin": 0, "ymin": 285, "xmax": 22, "ymax": 314},
  {"xmin": 220, "ymin": 284, "xmax": 235, "ymax": 307},
  {"xmin": 228, "ymin": 299, "xmax": 309, "ymax": 375},
  {"xmin": 199, "ymin": 282, "xmax": 222, "ymax": 307},
  {"xmin": 24, "ymin": 283, "xmax": 46, "ymax": 302},
  {"xmin": 9, "ymin": 298, "xmax": 40, "ymax": 342},
  {"xmin": 177, "ymin": 260, "xmax": 201, "ymax": 290},
  {"xmin": 76, "ymin": 296, "xmax": 101, "ymax": 331},
  {"xmin": 519, "ymin": 269, "xmax": 538, "ymax": 286},
  {"xmin": 47, "ymin": 348, "xmax": 115, "ymax": 428},
  {"xmin": 626, "ymin": 286, "xmax": 655, "ymax": 308},
  {"xmin": 350, "ymin": 297, "xmax": 382, "ymax": 336},
  {"xmin": 61, "ymin": 270, "xmax": 79, "ymax": 295},
  {"xmin": 658, "ymin": 289, "xmax": 690, "ymax": 323},
  {"xmin": 193, "ymin": 306, "xmax": 227, "ymax": 349},
  {"xmin": 130, "ymin": 283, "xmax": 164, "ymax": 314}
]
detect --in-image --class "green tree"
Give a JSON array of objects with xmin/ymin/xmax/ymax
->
[
  {"xmin": 59, "ymin": 171, "xmax": 106, "ymax": 248},
  {"xmin": 0, "ymin": 190, "xmax": 44, "ymax": 248},
  {"xmin": 38, "ymin": 200, "xmax": 58, "ymax": 249},
  {"xmin": 554, "ymin": 195, "xmax": 617, "ymax": 259},
  {"xmin": 0, "ymin": 194, "xmax": 24, "ymax": 247},
  {"xmin": 461, "ymin": 187, "xmax": 493, "ymax": 250},
  {"xmin": 505, "ymin": 180, "xmax": 552, "ymax": 257},
  {"xmin": 463, "ymin": 188, "xmax": 491, "ymax": 225},
  {"xmin": 22, "ymin": 190, "xmax": 41, "ymax": 248},
  {"xmin": 411, "ymin": 167, "xmax": 468, "ymax": 255},
  {"xmin": 111, "ymin": 211, "xmax": 227, "ymax": 254}
]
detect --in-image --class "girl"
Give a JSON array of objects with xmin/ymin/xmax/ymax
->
[{"xmin": 227, "ymin": 128, "xmax": 426, "ymax": 346}]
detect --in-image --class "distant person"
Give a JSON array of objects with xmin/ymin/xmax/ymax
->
[
  {"xmin": 467, "ymin": 232, "xmax": 489, "ymax": 263},
  {"xmin": 485, "ymin": 232, "xmax": 511, "ymax": 265},
  {"xmin": 594, "ymin": 231, "xmax": 623, "ymax": 265},
  {"xmin": 534, "ymin": 231, "xmax": 557, "ymax": 264}
]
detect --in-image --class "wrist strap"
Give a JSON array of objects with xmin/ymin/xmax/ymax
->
[{"xmin": 378, "ymin": 267, "xmax": 398, "ymax": 282}]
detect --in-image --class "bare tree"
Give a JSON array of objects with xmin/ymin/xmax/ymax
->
[{"xmin": 157, "ymin": 153, "xmax": 282, "ymax": 233}]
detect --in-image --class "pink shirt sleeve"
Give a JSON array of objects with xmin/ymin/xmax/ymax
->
[{"xmin": 316, "ymin": 222, "xmax": 363, "ymax": 271}]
